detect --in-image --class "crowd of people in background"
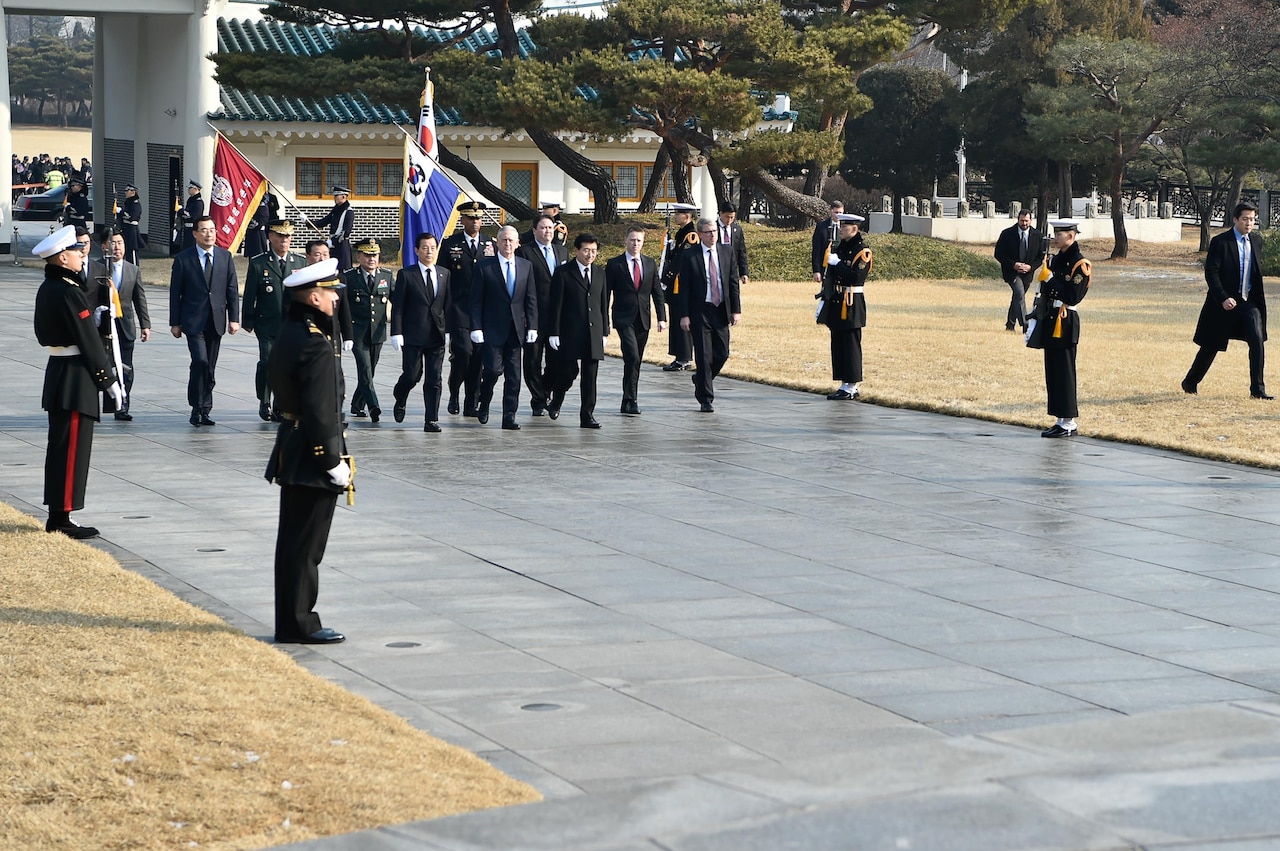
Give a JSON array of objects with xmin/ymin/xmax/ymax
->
[{"xmin": 13, "ymin": 153, "xmax": 92, "ymax": 189}]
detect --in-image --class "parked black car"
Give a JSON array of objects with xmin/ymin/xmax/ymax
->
[{"xmin": 14, "ymin": 183, "xmax": 95, "ymax": 222}]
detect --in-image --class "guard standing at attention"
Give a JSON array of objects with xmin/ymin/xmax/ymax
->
[
  {"xmin": 820, "ymin": 213, "xmax": 871, "ymax": 401},
  {"xmin": 63, "ymin": 178, "xmax": 90, "ymax": 230},
  {"xmin": 244, "ymin": 219, "xmax": 308, "ymax": 421},
  {"xmin": 1025, "ymin": 220, "xmax": 1091, "ymax": 438},
  {"xmin": 521, "ymin": 200, "xmax": 568, "ymax": 247},
  {"xmin": 117, "ymin": 184, "xmax": 144, "ymax": 264},
  {"xmin": 265, "ymin": 257, "xmax": 349, "ymax": 645},
  {"xmin": 661, "ymin": 202, "xmax": 700, "ymax": 371},
  {"xmin": 344, "ymin": 238, "xmax": 395, "ymax": 421},
  {"xmin": 181, "ymin": 180, "xmax": 205, "ymax": 250},
  {"xmin": 33, "ymin": 225, "xmax": 124, "ymax": 539}
]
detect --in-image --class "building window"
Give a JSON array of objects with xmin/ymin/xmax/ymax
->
[
  {"xmin": 501, "ymin": 163, "xmax": 538, "ymax": 222},
  {"xmin": 296, "ymin": 158, "xmax": 403, "ymax": 200},
  {"xmin": 593, "ymin": 162, "xmax": 687, "ymax": 203}
]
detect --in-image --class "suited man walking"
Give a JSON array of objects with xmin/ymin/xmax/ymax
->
[
  {"xmin": 811, "ymin": 200, "xmax": 844, "ymax": 284},
  {"xmin": 440, "ymin": 201, "xmax": 495, "ymax": 416},
  {"xmin": 169, "ymin": 215, "xmax": 240, "ymax": 426},
  {"xmin": 90, "ymin": 228, "xmax": 150, "ymax": 421},
  {"xmin": 344, "ymin": 238, "xmax": 395, "ymax": 422},
  {"xmin": 546, "ymin": 233, "xmax": 609, "ymax": 428},
  {"xmin": 675, "ymin": 217, "xmax": 743, "ymax": 413},
  {"xmin": 244, "ymin": 219, "xmax": 307, "ymax": 421},
  {"xmin": 1184, "ymin": 202, "xmax": 1270, "ymax": 398},
  {"xmin": 716, "ymin": 202, "xmax": 750, "ymax": 287},
  {"xmin": 517, "ymin": 214, "xmax": 570, "ymax": 415},
  {"xmin": 994, "ymin": 209, "xmax": 1042, "ymax": 332},
  {"xmin": 390, "ymin": 232, "xmax": 452, "ymax": 431},
  {"xmin": 470, "ymin": 226, "xmax": 538, "ymax": 429},
  {"xmin": 605, "ymin": 226, "xmax": 666, "ymax": 415}
]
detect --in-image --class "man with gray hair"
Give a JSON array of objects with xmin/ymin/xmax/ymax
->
[
  {"xmin": 470, "ymin": 226, "xmax": 538, "ymax": 429},
  {"xmin": 674, "ymin": 217, "xmax": 742, "ymax": 413}
]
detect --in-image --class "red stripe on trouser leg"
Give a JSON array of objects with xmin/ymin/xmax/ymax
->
[{"xmin": 64, "ymin": 411, "xmax": 79, "ymax": 512}]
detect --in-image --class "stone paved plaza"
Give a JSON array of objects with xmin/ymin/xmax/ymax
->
[{"xmin": 3, "ymin": 263, "xmax": 1280, "ymax": 850}]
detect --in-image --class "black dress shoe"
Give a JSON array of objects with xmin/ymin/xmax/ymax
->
[
  {"xmin": 532, "ymin": 406, "xmax": 546, "ymax": 417},
  {"xmin": 1041, "ymin": 424, "xmax": 1077, "ymax": 438},
  {"xmin": 46, "ymin": 518, "xmax": 100, "ymax": 539},
  {"xmin": 349, "ymin": 407, "xmax": 367, "ymax": 418},
  {"xmin": 271, "ymin": 409, "xmax": 283, "ymax": 422},
  {"xmin": 581, "ymin": 418, "xmax": 602, "ymax": 429},
  {"xmin": 259, "ymin": 403, "xmax": 272, "ymax": 421},
  {"xmin": 114, "ymin": 411, "xmax": 133, "ymax": 421},
  {"xmin": 826, "ymin": 389, "xmax": 855, "ymax": 400},
  {"xmin": 621, "ymin": 401, "xmax": 640, "ymax": 415},
  {"xmin": 477, "ymin": 409, "xmax": 490, "ymax": 425},
  {"xmin": 1181, "ymin": 379, "xmax": 1197, "ymax": 394},
  {"xmin": 1252, "ymin": 390, "xmax": 1275, "ymax": 400},
  {"xmin": 501, "ymin": 418, "xmax": 520, "ymax": 430},
  {"xmin": 662, "ymin": 360, "xmax": 687, "ymax": 372},
  {"xmin": 199, "ymin": 414, "xmax": 216, "ymax": 426},
  {"xmin": 424, "ymin": 421, "xmax": 442, "ymax": 433},
  {"xmin": 393, "ymin": 403, "xmax": 406, "ymax": 423},
  {"xmin": 448, "ymin": 395, "xmax": 460, "ymax": 415},
  {"xmin": 369, "ymin": 406, "xmax": 381, "ymax": 423},
  {"xmin": 699, "ymin": 402, "xmax": 714, "ymax": 413},
  {"xmin": 190, "ymin": 411, "xmax": 201, "ymax": 426},
  {"xmin": 547, "ymin": 406, "xmax": 560, "ymax": 420},
  {"xmin": 277, "ymin": 627, "xmax": 346, "ymax": 645},
  {"xmin": 1005, "ymin": 323, "xmax": 1015, "ymax": 331}
]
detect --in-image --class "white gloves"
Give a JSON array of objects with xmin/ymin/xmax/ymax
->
[
  {"xmin": 603, "ymin": 336, "xmax": 608, "ymax": 349},
  {"xmin": 526, "ymin": 329, "xmax": 538, "ymax": 344},
  {"xmin": 326, "ymin": 461, "xmax": 351, "ymax": 489},
  {"xmin": 298, "ymin": 213, "xmax": 309, "ymax": 223},
  {"xmin": 548, "ymin": 336, "xmax": 560, "ymax": 351},
  {"xmin": 342, "ymin": 339, "xmax": 354, "ymax": 353},
  {"xmin": 470, "ymin": 330, "xmax": 484, "ymax": 344},
  {"xmin": 106, "ymin": 382, "xmax": 125, "ymax": 408},
  {"xmin": 1024, "ymin": 319, "xmax": 1037, "ymax": 345},
  {"xmin": 325, "ymin": 238, "xmax": 333, "ymax": 248},
  {"xmin": 389, "ymin": 334, "xmax": 403, "ymax": 352},
  {"xmin": 94, "ymin": 305, "xmax": 111, "ymax": 326}
]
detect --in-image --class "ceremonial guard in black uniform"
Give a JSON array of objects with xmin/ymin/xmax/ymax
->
[
  {"xmin": 116, "ymin": 184, "xmax": 144, "ymax": 264},
  {"xmin": 311, "ymin": 186, "xmax": 354, "ymax": 272},
  {"xmin": 1026, "ymin": 220, "xmax": 1091, "ymax": 438},
  {"xmin": 33, "ymin": 226, "xmax": 124, "ymax": 539},
  {"xmin": 181, "ymin": 180, "xmax": 204, "ymax": 250},
  {"xmin": 344, "ymin": 238, "xmax": 394, "ymax": 421},
  {"xmin": 661, "ymin": 202, "xmax": 700, "ymax": 371},
  {"xmin": 265, "ymin": 258, "xmax": 348, "ymax": 645},
  {"xmin": 243, "ymin": 191, "xmax": 278, "ymax": 258},
  {"xmin": 820, "ymin": 214, "xmax": 871, "ymax": 400},
  {"xmin": 244, "ymin": 219, "xmax": 308, "ymax": 421},
  {"xmin": 521, "ymin": 200, "xmax": 568, "ymax": 247},
  {"xmin": 440, "ymin": 201, "xmax": 495, "ymax": 416},
  {"xmin": 62, "ymin": 178, "xmax": 90, "ymax": 230}
]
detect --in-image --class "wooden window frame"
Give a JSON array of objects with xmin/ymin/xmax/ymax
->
[
  {"xmin": 295, "ymin": 158, "xmax": 403, "ymax": 201},
  {"xmin": 501, "ymin": 162, "xmax": 539, "ymax": 223},
  {"xmin": 592, "ymin": 161, "xmax": 689, "ymax": 203}
]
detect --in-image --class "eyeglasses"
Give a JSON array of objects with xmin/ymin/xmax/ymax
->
[{"xmin": 698, "ymin": 229, "xmax": 716, "ymax": 234}]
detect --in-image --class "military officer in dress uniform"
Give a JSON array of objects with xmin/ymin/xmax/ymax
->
[
  {"xmin": 661, "ymin": 202, "xmax": 700, "ymax": 371},
  {"xmin": 820, "ymin": 214, "xmax": 871, "ymax": 400},
  {"xmin": 309, "ymin": 186, "xmax": 355, "ymax": 272},
  {"xmin": 1025, "ymin": 220, "xmax": 1091, "ymax": 438},
  {"xmin": 116, "ymin": 184, "xmax": 144, "ymax": 264},
  {"xmin": 440, "ymin": 201, "xmax": 495, "ymax": 416},
  {"xmin": 62, "ymin": 178, "xmax": 90, "ymax": 230},
  {"xmin": 344, "ymin": 238, "xmax": 394, "ymax": 422},
  {"xmin": 265, "ymin": 258, "xmax": 348, "ymax": 645},
  {"xmin": 182, "ymin": 180, "xmax": 204, "ymax": 250},
  {"xmin": 33, "ymin": 226, "xmax": 124, "ymax": 539},
  {"xmin": 244, "ymin": 220, "xmax": 308, "ymax": 421},
  {"xmin": 243, "ymin": 191, "xmax": 278, "ymax": 258}
]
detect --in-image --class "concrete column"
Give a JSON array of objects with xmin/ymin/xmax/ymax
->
[
  {"xmin": 93, "ymin": 15, "xmax": 106, "ymax": 231},
  {"xmin": 184, "ymin": 3, "xmax": 222, "ymax": 193},
  {"xmin": 0, "ymin": 3, "xmax": 12, "ymax": 254},
  {"xmin": 697, "ymin": 165, "xmax": 717, "ymax": 218}
]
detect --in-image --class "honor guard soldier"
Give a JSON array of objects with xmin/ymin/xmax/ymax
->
[
  {"xmin": 117, "ymin": 184, "xmax": 144, "ymax": 264},
  {"xmin": 244, "ymin": 219, "xmax": 308, "ymax": 421},
  {"xmin": 661, "ymin": 202, "xmax": 700, "ymax": 371},
  {"xmin": 33, "ymin": 226, "xmax": 125, "ymax": 539},
  {"xmin": 309, "ymin": 186, "xmax": 355, "ymax": 271},
  {"xmin": 63, "ymin": 178, "xmax": 90, "ymax": 230},
  {"xmin": 265, "ymin": 258, "xmax": 349, "ymax": 645},
  {"xmin": 440, "ymin": 200, "xmax": 495, "ymax": 416},
  {"xmin": 522, "ymin": 200, "xmax": 568, "ymax": 247},
  {"xmin": 243, "ymin": 191, "xmax": 278, "ymax": 258},
  {"xmin": 820, "ymin": 214, "xmax": 871, "ymax": 400},
  {"xmin": 181, "ymin": 180, "xmax": 204, "ymax": 249},
  {"xmin": 1025, "ymin": 219, "xmax": 1091, "ymax": 438},
  {"xmin": 344, "ymin": 238, "xmax": 394, "ymax": 421}
]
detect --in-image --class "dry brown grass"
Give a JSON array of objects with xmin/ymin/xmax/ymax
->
[{"xmin": 0, "ymin": 503, "xmax": 539, "ymax": 850}]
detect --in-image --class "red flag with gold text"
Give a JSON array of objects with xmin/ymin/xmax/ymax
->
[{"xmin": 210, "ymin": 133, "xmax": 268, "ymax": 253}]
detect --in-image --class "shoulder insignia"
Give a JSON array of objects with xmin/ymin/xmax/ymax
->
[
  {"xmin": 684, "ymin": 231, "xmax": 699, "ymax": 245},
  {"xmin": 308, "ymin": 325, "xmax": 324, "ymax": 334},
  {"xmin": 856, "ymin": 248, "xmax": 873, "ymax": 272},
  {"xmin": 79, "ymin": 308, "xmax": 91, "ymax": 320},
  {"xmin": 1071, "ymin": 258, "xmax": 1092, "ymax": 277}
]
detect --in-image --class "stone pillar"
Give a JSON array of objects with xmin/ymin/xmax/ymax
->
[
  {"xmin": 983, "ymin": 200, "xmax": 996, "ymax": 218},
  {"xmin": 1085, "ymin": 202, "xmax": 1098, "ymax": 219},
  {"xmin": 904, "ymin": 196, "xmax": 917, "ymax": 217},
  {"xmin": 1009, "ymin": 201, "xmax": 1021, "ymax": 218},
  {"xmin": 932, "ymin": 200, "xmax": 944, "ymax": 218},
  {"xmin": 881, "ymin": 195, "xmax": 892, "ymax": 213},
  {"xmin": 184, "ymin": 4, "xmax": 222, "ymax": 199},
  {"xmin": 1147, "ymin": 200, "xmax": 1158, "ymax": 218},
  {"xmin": 1160, "ymin": 201, "xmax": 1173, "ymax": 219},
  {"xmin": 1100, "ymin": 196, "xmax": 1110, "ymax": 215},
  {"xmin": 956, "ymin": 200, "xmax": 969, "ymax": 218},
  {"xmin": 1133, "ymin": 200, "xmax": 1147, "ymax": 218}
]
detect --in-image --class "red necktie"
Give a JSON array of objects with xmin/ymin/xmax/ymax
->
[
  {"xmin": 708, "ymin": 250, "xmax": 721, "ymax": 306},
  {"xmin": 632, "ymin": 257, "xmax": 641, "ymax": 290}
]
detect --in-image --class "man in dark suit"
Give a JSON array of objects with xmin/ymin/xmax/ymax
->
[
  {"xmin": 546, "ymin": 232, "xmax": 609, "ymax": 427},
  {"xmin": 994, "ymin": 209, "xmax": 1042, "ymax": 332},
  {"xmin": 1184, "ymin": 202, "xmax": 1270, "ymax": 398},
  {"xmin": 605, "ymin": 226, "xmax": 666, "ymax": 415},
  {"xmin": 90, "ymin": 228, "xmax": 150, "ymax": 421},
  {"xmin": 716, "ymin": 202, "xmax": 750, "ymax": 287},
  {"xmin": 517, "ymin": 213, "xmax": 571, "ymax": 415},
  {"xmin": 811, "ymin": 200, "xmax": 844, "ymax": 285},
  {"xmin": 675, "ymin": 217, "xmax": 743, "ymax": 413},
  {"xmin": 470, "ymin": 226, "xmax": 538, "ymax": 429},
  {"xmin": 390, "ymin": 233, "xmax": 452, "ymax": 432},
  {"xmin": 244, "ymin": 220, "xmax": 307, "ymax": 421},
  {"xmin": 440, "ymin": 201, "xmax": 495, "ymax": 417},
  {"xmin": 169, "ymin": 215, "xmax": 240, "ymax": 426},
  {"xmin": 343, "ymin": 238, "xmax": 395, "ymax": 422},
  {"xmin": 34, "ymin": 226, "xmax": 124, "ymax": 539}
]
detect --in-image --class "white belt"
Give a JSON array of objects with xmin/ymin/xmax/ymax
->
[
  {"xmin": 1050, "ymin": 300, "xmax": 1077, "ymax": 312},
  {"xmin": 836, "ymin": 286, "xmax": 865, "ymax": 293},
  {"xmin": 47, "ymin": 345, "xmax": 81, "ymax": 356}
]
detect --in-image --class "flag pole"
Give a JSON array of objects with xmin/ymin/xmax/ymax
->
[
  {"xmin": 204, "ymin": 124, "xmax": 325, "ymax": 237},
  {"xmin": 392, "ymin": 120, "xmax": 477, "ymax": 206}
]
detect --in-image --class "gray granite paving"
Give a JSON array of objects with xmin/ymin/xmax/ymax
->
[{"xmin": 4, "ymin": 262, "xmax": 1280, "ymax": 849}]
